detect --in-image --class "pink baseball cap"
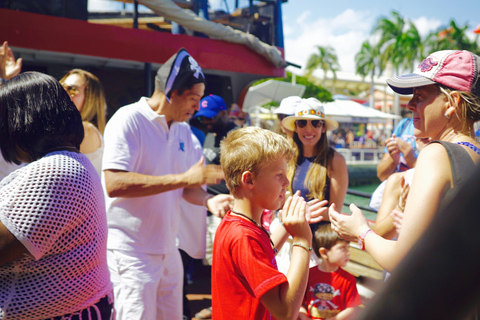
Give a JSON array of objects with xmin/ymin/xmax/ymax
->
[{"xmin": 386, "ymin": 50, "xmax": 480, "ymax": 97}]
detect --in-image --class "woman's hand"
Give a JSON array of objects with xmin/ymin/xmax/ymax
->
[
  {"xmin": 329, "ymin": 203, "xmax": 369, "ymax": 242},
  {"xmin": 390, "ymin": 209, "xmax": 404, "ymax": 235},
  {"xmin": 306, "ymin": 198, "xmax": 328, "ymax": 224}
]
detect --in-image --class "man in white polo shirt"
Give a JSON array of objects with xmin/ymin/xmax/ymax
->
[{"xmin": 102, "ymin": 49, "xmax": 233, "ymax": 320}]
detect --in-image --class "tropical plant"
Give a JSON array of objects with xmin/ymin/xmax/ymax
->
[
  {"xmin": 373, "ymin": 11, "xmax": 406, "ymax": 74},
  {"xmin": 355, "ymin": 40, "xmax": 381, "ymax": 108},
  {"xmin": 425, "ymin": 20, "xmax": 480, "ymax": 56},
  {"xmin": 305, "ymin": 45, "xmax": 340, "ymax": 87}
]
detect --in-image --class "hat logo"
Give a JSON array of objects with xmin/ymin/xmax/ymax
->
[
  {"xmin": 189, "ymin": 56, "xmax": 203, "ymax": 79},
  {"xmin": 201, "ymin": 100, "xmax": 208, "ymax": 108},
  {"xmin": 418, "ymin": 57, "xmax": 438, "ymax": 72}
]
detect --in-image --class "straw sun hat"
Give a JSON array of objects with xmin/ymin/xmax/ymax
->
[{"xmin": 281, "ymin": 98, "xmax": 338, "ymax": 131}]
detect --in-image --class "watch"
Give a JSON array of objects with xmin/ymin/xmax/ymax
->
[{"xmin": 358, "ymin": 228, "xmax": 377, "ymax": 251}]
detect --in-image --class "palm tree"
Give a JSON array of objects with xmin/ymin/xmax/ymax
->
[
  {"xmin": 355, "ymin": 40, "xmax": 381, "ymax": 110},
  {"xmin": 395, "ymin": 21, "xmax": 422, "ymax": 72},
  {"xmin": 373, "ymin": 11, "xmax": 406, "ymax": 74},
  {"xmin": 305, "ymin": 45, "xmax": 340, "ymax": 88}
]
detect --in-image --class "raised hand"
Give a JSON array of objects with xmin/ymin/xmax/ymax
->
[
  {"xmin": 390, "ymin": 209, "xmax": 404, "ymax": 235},
  {"xmin": 281, "ymin": 191, "xmax": 311, "ymax": 242},
  {"xmin": 207, "ymin": 194, "xmax": 234, "ymax": 218},
  {"xmin": 0, "ymin": 41, "xmax": 22, "ymax": 80},
  {"xmin": 306, "ymin": 198, "xmax": 328, "ymax": 224},
  {"xmin": 184, "ymin": 156, "xmax": 224, "ymax": 187},
  {"xmin": 385, "ymin": 134, "xmax": 401, "ymax": 164},
  {"xmin": 329, "ymin": 203, "xmax": 369, "ymax": 242}
]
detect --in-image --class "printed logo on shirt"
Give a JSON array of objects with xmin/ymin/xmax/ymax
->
[
  {"xmin": 179, "ymin": 139, "xmax": 185, "ymax": 152},
  {"xmin": 307, "ymin": 283, "xmax": 341, "ymax": 319}
]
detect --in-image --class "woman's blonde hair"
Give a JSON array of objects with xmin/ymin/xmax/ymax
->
[
  {"xmin": 286, "ymin": 127, "xmax": 332, "ymax": 200},
  {"xmin": 220, "ymin": 126, "xmax": 294, "ymax": 195},
  {"xmin": 439, "ymin": 85, "xmax": 480, "ymax": 136},
  {"xmin": 60, "ymin": 69, "xmax": 107, "ymax": 134}
]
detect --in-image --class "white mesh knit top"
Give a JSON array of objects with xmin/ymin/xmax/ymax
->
[{"xmin": 0, "ymin": 151, "xmax": 112, "ymax": 319}]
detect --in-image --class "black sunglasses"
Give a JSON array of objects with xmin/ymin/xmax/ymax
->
[
  {"xmin": 196, "ymin": 115, "xmax": 216, "ymax": 123},
  {"xmin": 295, "ymin": 120, "xmax": 323, "ymax": 128}
]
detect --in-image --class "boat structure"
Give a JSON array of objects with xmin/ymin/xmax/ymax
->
[{"xmin": 1, "ymin": 0, "xmax": 287, "ymax": 115}]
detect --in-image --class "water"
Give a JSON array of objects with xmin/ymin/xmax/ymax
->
[{"xmin": 342, "ymin": 183, "xmax": 380, "ymax": 222}]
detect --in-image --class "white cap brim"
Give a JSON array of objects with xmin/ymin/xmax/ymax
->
[{"xmin": 386, "ymin": 73, "xmax": 436, "ymax": 95}]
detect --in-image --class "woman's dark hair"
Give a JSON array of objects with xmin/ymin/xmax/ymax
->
[{"xmin": 0, "ymin": 71, "xmax": 84, "ymax": 164}]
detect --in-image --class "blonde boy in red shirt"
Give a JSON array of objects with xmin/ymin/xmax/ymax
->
[{"xmin": 212, "ymin": 126, "xmax": 313, "ymax": 320}]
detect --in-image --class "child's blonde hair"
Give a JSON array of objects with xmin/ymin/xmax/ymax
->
[
  {"xmin": 312, "ymin": 222, "xmax": 348, "ymax": 259},
  {"xmin": 220, "ymin": 126, "xmax": 294, "ymax": 195}
]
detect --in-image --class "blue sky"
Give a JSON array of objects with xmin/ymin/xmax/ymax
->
[{"xmin": 88, "ymin": 0, "xmax": 480, "ymax": 73}]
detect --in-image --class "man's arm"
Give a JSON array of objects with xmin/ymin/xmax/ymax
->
[
  {"xmin": 182, "ymin": 187, "xmax": 233, "ymax": 218},
  {"xmin": 104, "ymin": 156, "xmax": 223, "ymax": 198}
]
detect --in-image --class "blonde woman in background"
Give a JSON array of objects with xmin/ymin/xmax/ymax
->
[{"xmin": 60, "ymin": 69, "xmax": 106, "ymax": 175}]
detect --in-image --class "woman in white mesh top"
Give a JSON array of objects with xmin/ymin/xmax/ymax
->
[{"xmin": 0, "ymin": 72, "xmax": 113, "ymax": 320}]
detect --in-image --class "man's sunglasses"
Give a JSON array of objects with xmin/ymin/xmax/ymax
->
[
  {"xmin": 196, "ymin": 115, "xmax": 216, "ymax": 123},
  {"xmin": 295, "ymin": 120, "xmax": 324, "ymax": 128}
]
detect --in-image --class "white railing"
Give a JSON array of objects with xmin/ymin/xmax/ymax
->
[{"xmin": 335, "ymin": 148, "xmax": 384, "ymax": 165}]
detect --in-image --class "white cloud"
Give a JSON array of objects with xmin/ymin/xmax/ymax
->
[
  {"xmin": 284, "ymin": 9, "xmax": 374, "ymax": 73},
  {"xmin": 411, "ymin": 16, "xmax": 442, "ymax": 38}
]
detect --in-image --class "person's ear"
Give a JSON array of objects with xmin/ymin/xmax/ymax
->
[
  {"xmin": 445, "ymin": 91, "xmax": 461, "ymax": 119},
  {"xmin": 241, "ymin": 171, "xmax": 254, "ymax": 189},
  {"xmin": 169, "ymin": 89, "xmax": 179, "ymax": 103},
  {"xmin": 319, "ymin": 247, "xmax": 328, "ymax": 260}
]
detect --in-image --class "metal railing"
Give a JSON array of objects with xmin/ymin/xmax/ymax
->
[
  {"xmin": 345, "ymin": 188, "xmax": 377, "ymax": 214},
  {"xmin": 336, "ymin": 148, "xmax": 384, "ymax": 166}
]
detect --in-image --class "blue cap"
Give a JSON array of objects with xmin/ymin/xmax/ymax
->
[{"xmin": 196, "ymin": 94, "xmax": 227, "ymax": 118}]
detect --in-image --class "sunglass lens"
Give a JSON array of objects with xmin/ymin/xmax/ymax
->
[
  {"xmin": 311, "ymin": 120, "xmax": 322, "ymax": 128},
  {"xmin": 296, "ymin": 120, "xmax": 307, "ymax": 128}
]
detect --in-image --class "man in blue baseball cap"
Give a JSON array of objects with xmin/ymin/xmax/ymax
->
[{"xmin": 195, "ymin": 94, "xmax": 228, "ymax": 133}]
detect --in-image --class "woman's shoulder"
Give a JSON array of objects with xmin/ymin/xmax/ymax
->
[
  {"xmin": 417, "ymin": 141, "xmax": 450, "ymax": 160},
  {"xmin": 81, "ymin": 122, "xmax": 102, "ymax": 154},
  {"xmin": 329, "ymin": 148, "xmax": 347, "ymax": 166}
]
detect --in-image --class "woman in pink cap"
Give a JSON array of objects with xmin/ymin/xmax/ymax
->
[{"xmin": 329, "ymin": 50, "xmax": 480, "ymax": 273}]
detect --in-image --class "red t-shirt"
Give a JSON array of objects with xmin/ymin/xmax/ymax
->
[
  {"xmin": 212, "ymin": 213, "xmax": 287, "ymax": 320},
  {"xmin": 302, "ymin": 266, "xmax": 362, "ymax": 319}
]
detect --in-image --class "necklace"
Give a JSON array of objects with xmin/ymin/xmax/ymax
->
[
  {"xmin": 230, "ymin": 210, "xmax": 278, "ymax": 254},
  {"xmin": 456, "ymin": 142, "xmax": 480, "ymax": 156}
]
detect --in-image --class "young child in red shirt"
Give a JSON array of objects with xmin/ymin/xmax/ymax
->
[
  {"xmin": 212, "ymin": 126, "xmax": 313, "ymax": 320},
  {"xmin": 299, "ymin": 222, "xmax": 362, "ymax": 320}
]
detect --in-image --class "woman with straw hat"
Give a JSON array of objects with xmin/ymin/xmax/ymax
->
[{"xmin": 282, "ymin": 97, "xmax": 348, "ymax": 228}]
